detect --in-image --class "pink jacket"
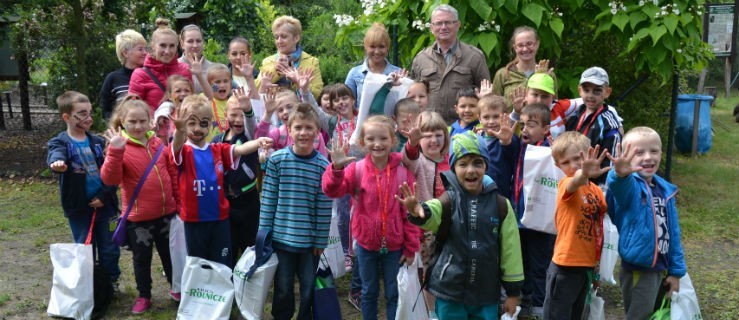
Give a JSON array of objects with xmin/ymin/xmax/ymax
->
[
  {"xmin": 322, "ymin": 153, "xmax": 420, "ymax": 258},
  {"xmin": 255, "ymin": 120, "xmax": 328, "ymax": 158},
  {"xmin": 101, "ymin": 133, "xmax": 180, "ymax": 222},
  {"xmin": 129, "ymin": 54, "xmax": 192, "ymax": 112},
  {"xmin": 401, "ymin": 143, "xmax": 450, "ymax": 202}
]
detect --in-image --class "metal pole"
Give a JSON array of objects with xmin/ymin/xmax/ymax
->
[
  {"xmin": 5, "ymin": 92, "xmax": 12, "ymax": 119},
  {"xmin": 665, "ymin": 69, "xmax": 679, "ymax": 181},
  {"xmin": 391, "ymin": 24, "xmax": 399, "ymax": 67},
  {"xmin": 0, "ymin": 93, "xmax": 5, "ymax": 130},
  {"xmin": 691, "ymin": 99, "xmax": 701, "ymax": 157}
]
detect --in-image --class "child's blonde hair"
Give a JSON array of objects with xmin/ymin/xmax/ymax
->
[
  {"xmin": 417, "ymin": 111, "xmax": 450, "ymax": 154},
  {"xmin": 152, "ymin": 18, "xmax": 177, "ymax": 47},
  {"xmin": 551, "ymin": 131, "xmax": 590, "ymax": 164},
  {"xmin": 207, "ymin": 63, "xmax": 231, "ymax": 83},
  {"xmin": 56, "ymin": 91, "xmax": 90, "ymax": 115},
  {"xmin": 287, "ymin": 103, "xmax": 320, "ymax": 128},
  {"xmin": 110, "ymin": 95, "xmax": 152, "ymax": 131},
  {"xmin": 623, "ymin": 126, "xmax": 662, "ymax": 147},
  {"xmin": 521, "ymin": 103, "xmax": 551, "ymax": 124},
  {"xmin": 359, "ymin": 115, "xmax": 397, "ymax": 149},
  {"xmin": 180, "ymin": 95, "xmax": 213, "ymax": 120},
  {"xmin": 115, "ymin": 29, "xmax": 146, "ymax": 65},
  {"xmin": 478, "ymin": 94, "xmax": 507, "ymax": 113}
]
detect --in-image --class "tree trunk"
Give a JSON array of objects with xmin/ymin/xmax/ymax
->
[
  {"xmin": 67, "ymin": 0, "xmax": 88, "ymax": 95},
  {"xmin": 17, "ymin": 38, "xmax": 32, "ymax": 130}
]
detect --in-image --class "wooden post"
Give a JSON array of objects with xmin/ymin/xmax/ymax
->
[
  {"xmin": 0, "ymin": 94, "xmax": 5, "ymax": 130},
  {"xmin": 726, "ymin": 57, "xmax": 732, "ymax": 97},
  {"xmin": 4, "ymin": 92, "xmax": 12, "ymax": 119},
  {"xmin": 692, "ymin": 99, "xmax": 701, "ymax": 158}
]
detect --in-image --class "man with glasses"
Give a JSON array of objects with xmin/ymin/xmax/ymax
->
[{"xmin": 411, "ymin": 4, "xmax": 490, "ymax": 123}]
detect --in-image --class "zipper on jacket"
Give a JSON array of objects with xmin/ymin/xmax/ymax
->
[
  {"xmin": 439, "ymin": 253, "xmax": 453, "ymax": 280},
  {"xmin": 643, "ymin": 180, "xmax": 659, "ymax": 268}
]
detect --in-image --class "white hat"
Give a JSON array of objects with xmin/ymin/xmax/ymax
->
[{"xmin": 579, "ymin": 67, "xmax": 609, "ymax": 86}]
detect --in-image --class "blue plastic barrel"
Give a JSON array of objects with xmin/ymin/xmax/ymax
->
[{"xmin": 675, "ymin": 94, "xmax": 713, "ymax": 154}]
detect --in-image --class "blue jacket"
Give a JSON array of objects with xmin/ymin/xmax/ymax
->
[
  {"xmin": 483, "ymin": 135, "xmax": 512, "ymax": 199},
  {"xmin": 502, "ymin": 136, "xmax": 550, "ymax": 224},
  {"xmin": 606, "ymin": 169, "xmax": 686, "ymax": 277},
  {"xmin": 47, "ymin": 131, "xmax": 118, "ymax": 218}
]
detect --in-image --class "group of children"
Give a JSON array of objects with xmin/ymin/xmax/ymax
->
[{"xmin": 48, "ymin": 27, "xmax": 686, "ymax": 320}]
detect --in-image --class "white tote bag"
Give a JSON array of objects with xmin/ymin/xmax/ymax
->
[
  {"xmin": 319, "ymin": 203, "xmax": 347, "ymax": 279},
  {"xmin": 671, "ymin": 273, "xmax": 702, "ymax": 320},
  {"xmin": 233, "ymin": 229, "xmax": 279, "ymax": 320},
  {"xmin": 177, "ymin": 256, "xmax": 235, "ymax": 320},
  {"xmin": 395, "ymin": 253, "xmax": 427, "ymax": 320},
  {"xmin": 170, "ymin": 214, "xmax": 187, "ymax": 293},
  {"xmin": 47, "ymin": 243, "xmax": 94, "ymax": 320},
  {"xmin": 587, "ymin": 289, "xmax": 605, "ymax": 320},
  {"xmin": 599, "ymin": 215, "xmax": 619, "ymax": 285},
  {"xmin": 521, "ymin": 145, "xmax": 564, "ymax": 234}
]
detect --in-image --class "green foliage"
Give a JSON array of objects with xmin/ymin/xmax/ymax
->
[
  {"xmin": 203, "ymin": 38, "xmax": 229, "ymax": 64},
  {"xmin": 201, "ymin": 0, "xmax": 268, "ymax": 52}
]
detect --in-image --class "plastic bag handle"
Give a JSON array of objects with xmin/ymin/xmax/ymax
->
[{"xmin": 245, "ymin": 229, "xmax": 273, "ymax": 278}]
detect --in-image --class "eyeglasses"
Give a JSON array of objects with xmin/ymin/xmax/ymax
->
[
  {"xmin": 515, "ymin": 41, "xmax": 537, "ymax": 50},
  {"xmin": 431, "ymin": 20, "xmax": 458, "ymax": 27}
]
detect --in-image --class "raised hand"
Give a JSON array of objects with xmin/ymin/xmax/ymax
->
[
  {"xmin": 233, "ymin": 86, "xmax": 251, "ymax": 111},
  {"xmin": 510, "ymin": 86, "xmax": 526, "ymax": 113},
  {"xmin": 535, "ymin": 59, "xmax": 554, "ymax": 75},
  {"xmin": 328, "ymin": 137, "xmax": 357, "ymax": 170},
  {"xmin": 389, "ymin": 69, "xmax": 408, "ymax": 86},
  {"xmin": 478, "ymin": 79, "xmax": 493, "ymax": 97},
  {"xmin": 263, "ymin": 89, "xmax": 277, "ymax": 116},
  {"xmin": 283, "ymin": 67, "xmax": 300, "ymax": 84},
  {"xmin": 609, "ymin": 142, "xmax": 643, "ymax": 178},
  {"xmin": 297, "ymin": 68, "xmax": 314, "ymax": 93},
  {"xmin": 104, "ymin": 128, "xmax": 128, "ymax": 149},
  {"xmin": 187, "ymin": 52, "xmax": 204, "ymax": 75},
  {"xmin": 491, "ymin": 113, "xmax": 517, "ymax": 146},
  {"xmin": 258, "ymin": 71, "xmax": 279, "ymax": 93},
  {"xmin": 234, "ymin": 55, "xmax": 255, "ymax": 79},
  {"xmin": 400, "ymin": 114, "xmax": 422, "ymax": 146},
  {"xmin": 395, "ymin": 182, "xmax": 423, "ymax": 218},
  {"xmin": 581, "ymin": 145, "xmax": 611, "ymax": 179}
]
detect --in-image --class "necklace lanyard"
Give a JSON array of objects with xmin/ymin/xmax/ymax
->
[
  {"xmin": 336, "ymin": 115, "xmax": 356, "ymax": 144},
  {"xmin": 212, "ymin": 100, "xmax": 227, "ymax": 133},
  {"xmin": 514, "ymin": 140, "xmax": 544, "ymax": 204},
  {"xmin": 575, "ymin": 105, "xmax": 604, "ymax": 136},
  {"xmin": 374, "ymin": 163, "xmax": 391, "ymax": 254}
]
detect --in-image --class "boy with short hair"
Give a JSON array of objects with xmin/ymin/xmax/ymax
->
[
  {"xmin": 566, "ymin": 67, "xmax": 622, "ymax": 186},
  {"xmin": 211, "ymin": 96, "xmax": 260, "ymax": 266},
  {"xmin": 47, "ymin": 91, "xmax": 121, "ymax": 288},
  {"xmin": 258, "ymin": 103, "xmax": 333, "ymax": 320},
  {"xmin": 607, "ymin": 127, "xmax": 685, "ymax": 320},
  {"xmin": 397, "ymin": 131, "xmax": 523, "ymax": 319},
  {"xmin": 478, "ymin": 94, "xmax": 513, "ymax": 198},
  {"xmin": 544, "ymin": 132, "xmax": 610, "ymax": 319},
  {"xmin": 449, "ymin": 87, "xmax": 480, "ymax": 137},
  {"xmin": 499, "ymin": 103, "xmax": 554, "ymax": 318},
  {"xmin": 171, "ymin": 95, "xmax": 272, "ymax": 266}
]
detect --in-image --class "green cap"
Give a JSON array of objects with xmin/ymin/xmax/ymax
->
[{"xmin": 526, "ymin": 73, "xmax": 555, "ymax": 95}]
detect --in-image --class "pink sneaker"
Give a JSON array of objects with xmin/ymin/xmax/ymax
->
[
  {"xmin": 170, "ymin": 290, "xmax": 181, "ymax": 302},
  {"xmin": 131, "ymin": 297, "xmax": 151, "ymax": 314}
]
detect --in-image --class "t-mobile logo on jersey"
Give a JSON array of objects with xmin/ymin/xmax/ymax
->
[{"xmin": 192, "ymin": 179, "xmax": 222, "ymax": 196}]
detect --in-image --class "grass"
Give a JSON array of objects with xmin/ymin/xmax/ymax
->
[{"xmin": 0, "ymin": 95, "xmax": 736, "ymax": 319}]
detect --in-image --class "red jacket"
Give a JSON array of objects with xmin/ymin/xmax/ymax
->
[
  {"xmin": 322, "ymin": 153, "xmax": 420, "ymax": 258},
  {"xmin": 101, "ymin": 132, "xmax": 179, "ymax": 222},
  {"xmin": 128, "ymin": 54, "xmax": 192, "ymax": 112}
]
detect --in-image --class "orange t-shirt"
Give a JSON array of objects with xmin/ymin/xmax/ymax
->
[{"xmin": 552, "ymin": 176, "xmax": 607, "ymax": 267}]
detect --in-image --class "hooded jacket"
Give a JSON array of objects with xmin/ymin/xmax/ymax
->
[
  {"xmin": 101, "ymin": 132, "xmax": 179, "ymax": 222},
  {"xmin": 606, "ymin": 169, "xmax": 686, "ymax": 277},
  {"xmin": 129, "ymin": 54, "xmax": 192, "ymax": 112}
]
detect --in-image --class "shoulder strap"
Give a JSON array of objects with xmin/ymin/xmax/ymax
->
[
  {"xmin": 115, "ymin": 143, "xmax": 165, "ymax": 223},
  {"xmin": 354, "ymin": 159, "xmax": 364, "ymax": 199},
  {"xmin": 142, "ymin": 67, "xmax": 166, "ymax": 92}
]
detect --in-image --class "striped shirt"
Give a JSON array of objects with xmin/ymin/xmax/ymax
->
[{"xmin": 259, "ymin": 148, "xmax": 332, "ymax": 249}]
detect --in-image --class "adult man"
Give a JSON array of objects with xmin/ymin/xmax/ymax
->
[{"xmin": 411, "ymin": 4, "xmax": 490, "ymax": 122}]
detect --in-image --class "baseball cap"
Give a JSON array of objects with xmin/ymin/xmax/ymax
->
[
  {"xmin": 579, "ymin": 67, "xmax": 609, "ymax": 86},
  {"xmin": 526, "ymin": 73, "xmax": 555, "ymax": 95}
]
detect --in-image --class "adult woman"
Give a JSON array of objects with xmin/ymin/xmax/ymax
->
[
  {"xmin": 128, "ymin": 18, "xmax": 208, "ymax": 112},
  {"xmin": 100, "ymin": 29, "xmax": 147, "ymax": 120},
  {"xmin": 345, "ymin": 23, "xmax": 402, "ymax": 108},
  {"xmin": 256, "ymin": 16, "xmax": 323, "ymax": 98},
  {"xmin": 178, "ymin": 24, "xmax": 212, "ymax": 94},
  {"xmin": 492, "ymin": 26, "xmax": 552, "ymax": 110}
]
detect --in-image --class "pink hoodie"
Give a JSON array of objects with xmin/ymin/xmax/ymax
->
[
  {"xmin": 255, "ymin": 120, "xmax": 328, "ymax": 158},
  {"xmin": 129, "ymin": 54, "xmax": 192, "ymax": 112},
  {"xmin": 322, "ymin": 153, "xmax": 420, "ymax": 258}
]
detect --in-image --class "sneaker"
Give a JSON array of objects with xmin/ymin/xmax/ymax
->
[
  {"xmin": 111, "ymin": 281, "xmax": 121, "ymax": 296},
  {"xmin": 131, "ymin": 297, "xmax": 151, "ymax": 314},
  {"xmin": 348, "ymin": 291, "xmax": 361, "ymax": 311},
  {"xmin": 169, "ymin": 290, "xmax": 181, "ymax": 302},
  {"xmin": 344, "ymin": 255, "xmax": 353, "ymax": 272}
]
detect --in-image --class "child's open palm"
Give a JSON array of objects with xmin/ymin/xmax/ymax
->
[
  {"xmin": 609, "ymin": 142, "xmax": 643, "ymax": 178},
  {"xmin": 104, "ymin": 128, "xmax": 128, "ymax": 149},
  {"xmin": 233, "ymin": 86, "xmax": 251, "ymax": 111},
  {"xmin": 510, "ymin": 86, "xmax": 526, "ymax": 114},
  {"xmin": 297, "ymin": 68, "xmax": 314, "ymax": 93},
  {"xmin": 263, "ymin": 90, "xmax": 278, "ymax": 115},
  {"xmin": 187, "ymin": 52, "xmax": 204, "ymax": 75},
  {"xmin": 395, "ymin": 182, "xmax": 423, "ymax": 218},
  {"xmin": 492, "ymin": 113, "xmax": 517, "ymax": 145},
  {"xmin": 328, "ymin": 137, "xmax": 356, "ymax": 170},
  {"xmin": 234, "ymin": 55, "xmax": 255, "ymax": 79},
  {"xmin": 477, "ymin": 79, "xmax": 493, "ymax": 97},
  {"xmin": 400, "ymin": 114, "xmax": 421, "ymax": 145},
  {"xmin": 581, "ymin": 145, "xmax": 611, "ymax": 179}
]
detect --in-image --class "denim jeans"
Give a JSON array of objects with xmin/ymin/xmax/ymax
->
[
  {"xmin": 67, "ymin": 210, "xmax": 121, "ymax": 282},
  {"xmin": 272, "ymin": 247, "xmax": 320, "ymax": 320},
  {"xmin": 355, "ymin": 243, "xmax": 401, "ymax": 320}
]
